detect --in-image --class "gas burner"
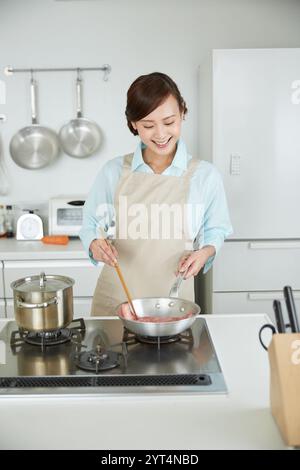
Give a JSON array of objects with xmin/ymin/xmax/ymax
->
[
  {"xmin": 75, "ymin": 344, "xmax": 120, "ymax": 373},
  {"xmin": 10, "ymin": 318, "xmax": 86, "ymax": 351},
  {"xmin": 123, "ymin": 327, "xmax": 194, "ymax": 348},
  {"xmin": 137, "ymin": 334, "xmax": 181, "ymax": 344},
  {"xmin": 23, "ymin": 329, "xmax": 73, "ymax": 346}
]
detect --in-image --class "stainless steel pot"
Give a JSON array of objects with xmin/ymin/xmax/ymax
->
[
  {"xmin": 116, "ymin": 297, "xmax": 200, "ymax": 337},
  {"xmin": 11, "ymin": 272, "xmax": 75, "ymax": 332}
]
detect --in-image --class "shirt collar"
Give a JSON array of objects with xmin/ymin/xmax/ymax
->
[{"xmin": 131, "ymin": 138, "xmax": 188, "ymax": 172}]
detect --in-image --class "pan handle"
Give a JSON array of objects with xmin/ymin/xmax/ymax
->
[
  {"xmin": 16, "ymin": 296, "xmax": 58, "ymax": 309},
  {"xmin": 169, "ymin": 269, "xmax": 188, "ymax": 298},
  {"xmin": 30, "ymin": 77, "xmax": 38, "ymax": 125},
  {"xmin": 76, "ymin": 77, "xmax": 83, "ymax": 118}
]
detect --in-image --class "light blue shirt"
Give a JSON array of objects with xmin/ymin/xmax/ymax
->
[{"xmin": 79, "ymin": 139, "xmax": 233, "ymax": 273}]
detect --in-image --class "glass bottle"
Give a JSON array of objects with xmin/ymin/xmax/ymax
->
[{"xmin": 5, "ymin": 205, "xmax": 14, "ymax": 238}]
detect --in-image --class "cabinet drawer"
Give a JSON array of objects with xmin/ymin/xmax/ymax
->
[
  {"xmin": 0, "ymin": 300, "xmax": 5, "ymax": 318},
  {"xmin": 3, "ymin": 260, "xmax": 102, "ymax": 298},
  {"xmin": 73, "ymin": 297, "xmax": 93, "ymax": 318},
  {"xmin": 0, "ymin": 261, "xmax": 4, "ymax": 298},
  {"xmin": 6, "ymin": 297, "xmax": 93, "ymax": 319},
  {"xmin": 213, "ymin": 241, "xmax": 300, "ymax": 291},
  {"xmin": 212, "ymin": 291, "xmax": 300, "ymax": 325}
]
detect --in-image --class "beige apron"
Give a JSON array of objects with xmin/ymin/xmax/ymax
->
[{"xmin": 91, "ymin": 153, "xmax": 199, "ymax": 316}]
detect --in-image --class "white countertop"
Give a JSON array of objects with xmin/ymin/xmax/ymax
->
[
  {"xmin": 0, "ymin": 238, "xmax": 87, "ymax": 260},
  {"xmin": 0, "ymin": 314, "xmax": 287, "ymax": 450}
]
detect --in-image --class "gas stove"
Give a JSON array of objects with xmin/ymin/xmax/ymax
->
[{"xmin": 0, "ymin": 317, "xmax": 227, "ymax": 396}]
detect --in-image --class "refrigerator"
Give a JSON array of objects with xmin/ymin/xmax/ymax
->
[{"xmin": 208, "ymin": 48, "xmax": 300, "ymax": 320}]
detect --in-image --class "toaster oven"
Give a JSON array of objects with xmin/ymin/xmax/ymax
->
[{"xmin": 48, "ymin": 197, "xmax": 85, "ymax": 236}]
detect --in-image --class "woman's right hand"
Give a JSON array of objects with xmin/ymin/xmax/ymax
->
[{"xmin": 89, "ymin": 239, "xmax": 118, "ymax": 267}]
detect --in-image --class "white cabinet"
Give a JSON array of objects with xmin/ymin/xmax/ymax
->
[
  {"xmin": 212, "ymin": 240, "xmax": 300, "ymax": 320},
  {"xmin": 212, "ymin": 291, "xmax": 300, "ymax": 324},
  {"xmin": 213, "ymin": 241, "xmax": 300, "ymax": 291},
  {"xmin": 0, "ymin": 262, "xmax": 4, "ymax": 318},
  {"xmin": 0, "ymin": 300, "xmax": 5, "ymax": 319},
  {"xmin": 5, "ymin": 299, "xmax": 14, "ymax": 318},
  {"xmin": 73, "ymin": 298, "xmax": 93, "ymax": 318},
  {"xmin": 0, "ymin": 261, "xmax": 4, "ymax": 299}
]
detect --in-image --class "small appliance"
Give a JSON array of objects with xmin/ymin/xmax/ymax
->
[{"xmin": 48, "ymin": 196, "xmax": 85, "ymax": 236}]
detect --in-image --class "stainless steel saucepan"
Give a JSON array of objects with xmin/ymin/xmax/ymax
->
[
  {"xmin": 9, "ymin": 78, "xmax": 59, "ymax": 170},
  {"xmin": 116, "ymin": 272, "xmax": 200, "ymax": 337}
]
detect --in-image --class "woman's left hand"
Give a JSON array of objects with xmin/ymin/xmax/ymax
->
[{"xmin": 176, "ymin": 245, "xmax": 216, "ymax": 279}]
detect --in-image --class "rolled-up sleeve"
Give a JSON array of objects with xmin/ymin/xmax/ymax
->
[
  {"xmin": 79, "ymin": 160, "xmax": 119, "ymax": 265},
  {"xmin": 195, "ymin": 167, "xmax": 233, "ymax": 274}
]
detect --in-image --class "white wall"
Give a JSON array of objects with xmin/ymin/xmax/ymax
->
[{"xmin": 1, "ymin": 0, "xmax": 300, "ymax": 214}]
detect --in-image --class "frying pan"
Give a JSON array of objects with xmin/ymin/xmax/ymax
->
[
  {"xmin": 9, "ymin": 78, "xmax": 59, "ymax": 170},
  {"xmin": 116, "ymin": 297, "xmax": 200, "ymax": 337},
  {"xmin": 59, "ymin": 75, "xmax": 102, "ymax": 158}
]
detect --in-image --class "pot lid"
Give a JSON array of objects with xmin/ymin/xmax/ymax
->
[{"xmin": 10, "ymin": 272, "xmax": 74, "ymax": 293}]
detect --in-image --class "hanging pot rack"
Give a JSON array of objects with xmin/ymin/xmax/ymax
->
[{"xmin": 4, "ymin": 64, "xmax": 112, "ymax": 81}]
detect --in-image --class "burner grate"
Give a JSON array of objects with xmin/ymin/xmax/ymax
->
[
  {"xmin": 10, "ymin": 318, "xmax": 86, "ymax": 350},
  {"xmin": 0, "ymin": 374, "xmax": 211, "ymax": 388},
  {"xmin": 123, "ymin": 327, "xmax": 194, "ymax": 347}
]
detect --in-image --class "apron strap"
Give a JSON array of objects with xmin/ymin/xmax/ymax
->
[
  {"xmin": 121, "ymin": 153, "xmax": 199, "ymax": 196},
  {"xmin": 122, "ymin": 153, "xmax": 134, "ymax": 175},
  {"xmin": 184, "ymin": 158, "xmax": 201, "ymax": 181}
]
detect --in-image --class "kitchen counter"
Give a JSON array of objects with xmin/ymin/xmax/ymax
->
[
  {"xmin": 0, "ymin": 314, "xmax": 288, "ymax": 450},
  {"xmin": 0, "ymin": 238, "xmax": 87, "ymax": 260}
]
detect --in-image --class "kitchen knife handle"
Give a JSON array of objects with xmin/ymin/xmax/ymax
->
[
  {"xmin": 283, "ymin": 286, "xmax": 300, "ymax": 333},
  {"xmin": 273, "ymin": 300, "xmax": 285, "ymax": 333}
]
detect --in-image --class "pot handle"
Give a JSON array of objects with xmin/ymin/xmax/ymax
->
[{"xmin": 16, "ymin": 296, "xmax": 58, "ymax": 309}]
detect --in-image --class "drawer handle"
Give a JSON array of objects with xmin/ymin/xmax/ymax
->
[
  {"xmin": 248, "ymin": 241, "xmax": 300, "ymax": 250},
  {"xmin": 248, "ymin": 292, "xmax": 300, "ymax": 301},
  {"xmin": 16, "ymin": 296, "xmax": 58, "ymax": 309}
]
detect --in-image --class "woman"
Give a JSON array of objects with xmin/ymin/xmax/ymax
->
[{"xmin": 80, "ymin": 72, "xmax": 232, "ymax": 315}]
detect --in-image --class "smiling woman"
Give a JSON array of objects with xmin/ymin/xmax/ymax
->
[
  {"xmin": 126, "ymin": 73, "xmax": 187, "ymax": 173},
  {"xmin": 79, "ymin": 72, "xmax": 233, "ymax": 316}
]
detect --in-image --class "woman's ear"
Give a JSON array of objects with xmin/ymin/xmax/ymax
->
[{"xmin": 131, "ymin": 122, "xmax": 137, "ymax": 131}]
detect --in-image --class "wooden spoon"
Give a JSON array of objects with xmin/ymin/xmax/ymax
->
[{"xmin": 102, "ymin": 239, "xmax": 138, "ymax": 320}]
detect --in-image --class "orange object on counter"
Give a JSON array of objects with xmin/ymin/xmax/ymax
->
[{"xmin": 41, "ymin": 236, "xmax": 69, "ymax": 245}]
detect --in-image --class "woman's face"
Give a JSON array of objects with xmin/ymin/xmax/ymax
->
[{"xmin": 131, "ymin": 94, "xmax": 183, "ymax": 157}]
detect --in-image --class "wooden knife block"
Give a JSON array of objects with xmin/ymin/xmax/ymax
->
[{"xmin": 268, "ymin": 333, "xmax": 300, "ymax": 446}]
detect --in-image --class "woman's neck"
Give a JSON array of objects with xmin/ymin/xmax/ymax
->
[{"xmin": 142, "ymin": 145, "xmax": 177, "ymax": 174}]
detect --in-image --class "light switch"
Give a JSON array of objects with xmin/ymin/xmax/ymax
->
[{"xmin": 230, "ymin": 154, "xmax": 241, "ymax": 175}]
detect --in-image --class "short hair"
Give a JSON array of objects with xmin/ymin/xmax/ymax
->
[{"xmin": 125, "ymin": 72, "xmax": 188, "ymax": 135}]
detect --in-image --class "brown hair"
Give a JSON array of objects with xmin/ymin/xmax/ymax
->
[{"xmin": 125, "ymin": 72, "xmax": 188, "ymax": 136}]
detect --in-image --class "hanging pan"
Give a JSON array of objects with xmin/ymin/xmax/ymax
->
[
  {"xmin": 9, "ymin": 77, "xmax": 59, "ymax": 170},
  {"xmin": 59, "ymin": 73, "xmax": 102, "ymax": 158}
]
